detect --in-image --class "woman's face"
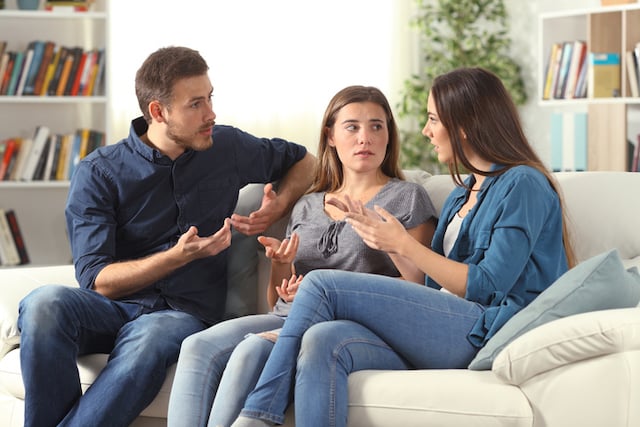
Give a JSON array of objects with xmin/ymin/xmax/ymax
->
[
  {"xmin": 422, "ymin": 91, "xmax": 452, "ymax": 165},
  {"xmin": 328, "ymin": 101, "xmax": 389, "ymax": 174}
]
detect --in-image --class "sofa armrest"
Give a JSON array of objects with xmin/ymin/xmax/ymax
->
[
  {"xmin": 0, "ymin": 265, "xmax": 77, "ymax": 358},
  {"xmin": 492, "ymin": 307, "xmax": 640, "ymax": 385}
]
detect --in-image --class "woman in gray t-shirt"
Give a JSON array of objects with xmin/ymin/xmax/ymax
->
[{"xmin": 167, "ymin": 85, "xmax": 437, "ymax": 427}]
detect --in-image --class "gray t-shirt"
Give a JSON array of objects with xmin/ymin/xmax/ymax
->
[{"xmin": 271, "ymin": 178, "xmax": 436, "ymax": 315}]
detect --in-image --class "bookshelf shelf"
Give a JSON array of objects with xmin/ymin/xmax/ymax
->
[
  {"xmin": 539, "ymin": 3, "xmax": 640, "ymax": 172},
  {"xmin": 0, "ymin": 0, "xmax": 108, "ymax": 266}
]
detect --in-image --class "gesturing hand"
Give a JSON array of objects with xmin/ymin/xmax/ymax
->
[
  {"xmin": 257, "ymin": 233, "xmax": 299, "ymax": 265},
  {"xmin": 345, "ymin": 205, "xmax": 408, "ymax": 254},
  {"xmin": 276, "ymin": 273, "xmax": 304, "ymax": 302},
  {"xmin": 231, "ymin": 183, "xmax": 283, "ymax": 236},
  {"xmin": 176, "ymin": 218, "xmax": 232, "ymax": 261},
  {"xmin": 325, "ymin": 194, "xmax": 381, "ymax": 221}
]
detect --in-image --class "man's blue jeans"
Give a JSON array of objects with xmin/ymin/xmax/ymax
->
[
  {"xmin": 17, "ymin": 285, "xmax": 206, "ymax": 427},
  {"xmin": 167, "ymin": 314, "xmax": 284, "ymax": 427},
  {"xmin": 239, "ymin": 270, "xmax": 485, "ymax": 427}
]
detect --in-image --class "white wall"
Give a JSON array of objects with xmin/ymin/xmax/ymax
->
[
  {"xmin": 107, "ymin": 0, "xmax": 604, "ymax": 165},
  {"xmin": 107, "ymin": 0, "xmax": 415, "ymax": 155}
]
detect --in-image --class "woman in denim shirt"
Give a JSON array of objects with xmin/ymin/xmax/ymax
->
[{"xmin": 232, "ymin": 68, "xmax": 577, "ymax": 427}]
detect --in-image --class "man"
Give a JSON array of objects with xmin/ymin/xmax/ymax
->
[{"xmin": 17, "ymin": 46, "xmax": 315, "ymax": 427}]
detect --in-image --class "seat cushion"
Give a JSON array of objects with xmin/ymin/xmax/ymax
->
[
  {"xmin": 0, "ymin": 349, "xmax": 173, "ymax": 419},
  {"xmin": 345, "ymin": 369, "xmax": 532, "ymax": 427}
]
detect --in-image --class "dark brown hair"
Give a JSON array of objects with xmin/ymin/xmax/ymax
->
[
  {"xmin": 135, "ymin": 46, "xmax": 209, "ymax": 122},
  {"xmin": 308, "ymin": 85, "xmax": 404, "ymax": 193},
  {"xmin": 431, "ymin": 67, "xmax": 576, "ymax": 267}
]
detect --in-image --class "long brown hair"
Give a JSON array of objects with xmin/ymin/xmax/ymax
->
[
  {"xmin": 308, "ymin": 85, "xmax": 404, "ymax": 193},
  {"xmin": 431, "ymin": 67, "xmax": 576, "ymax": 267}
]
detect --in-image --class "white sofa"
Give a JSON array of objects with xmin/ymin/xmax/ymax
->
[{"xmin": 1, "ymin": 171, "xmax": 640, "ymax": 427}]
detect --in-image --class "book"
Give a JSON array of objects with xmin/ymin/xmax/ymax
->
[
  {"xmin": 8, "ymin": 138, "xmax": 31, "ymax": 181},
  {"xmin": 69, "ymin": 50, "xmax": 87, "ymax": 96},
  {"xmin": 55, "ymin": 48, "xmax": 77, "ymax": 96},
  {"xmin": 573, "ymin": 52, "xmax": 589, "ymax": 98},
  {"xmin": 41, "ymin": 45, "xmax": 62, "ymax": 96},
  {"xmin": 44, "ymin": 0, "xmax": 93, "ymax": 12},
  {"xmin": 554, "ymin": 41, "xmax": 573, "ymax": 99},
  {"xmin": 76, "ymin": 49, "xmax": 95, "ymax": 96},
  {"xmin": 4, "ymin": 209, "xmax": 29, "ymax": 265},
  {"xmin": 563, "ymin": 40, "xmax": 586, "ymax": 99},
  {"xmin": 22, "ymin": 40, "xmax": 45, "ymax": 95},
  {"xmin": 15, "ymin": 43, "xmax": 35, "ymax": 96},
  {"xmin": 543, "ymin": 42, "xmax": 562, "ymax": 100},
  {"xmin": 32, "ymin": 41, "xmax": 56, "ymax": 96},
  {"xmin": 0, "ymin": 138, "xmax": 19, "ymax": 180},
  {"xmin": 626, "ymin": 50, "xmax": 639, "ymax": 97},
  {"xmin": 0, "ymin": 208, "xmax": 20, "ymax": 266},
  {"xmin": 550, "ymin": 113, "xmax": 563, "ymax": 172},
  {"xmin": 62, "ymin": 46, "xmax": 83, "ymax": 96},
  {"xmin": 0, "ymin": 52, "xmax": 10, "ymax": 94},
  {"xmin": 55, "ymin": 133, "xmax": 72, "ymax": 180},
  {"xmin": 47, "ymin": 46, "xmax": 68, "ymax": 96},
  {"xmin": 88, "ymin": 48, "xmax": 105, "ymax": 96},
  {"xmin": 573, "ymin": 112, "xmax": 588, "ymax": 171},
  {"xmin": 42, "ymin": 133, "xmax": 59, "ymax": 181},
  {"xmin": 6, "ymin": 50, "xmax": 25, "ymax": 96},
  {"xmin": 0, "ymin": 52, "xmax": 15, "ymax": 95},
  {"xmin": 588, "ymin": 52, "xmax": 621, "ymax": 98},
  {"xmin": 20, "ymin": 126, "xmax": 50, "ymax": 181},
  {"xmin": 31, "ymin": 136, "xmax": 51, "ymax": 180},
  {"xmin": 633, "ymin": 134, "xmax": 640, "ymax": 173}
]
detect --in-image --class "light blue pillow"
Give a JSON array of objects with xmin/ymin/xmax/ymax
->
[{"xmin": 468, "ymin": 248, "xmax": 640, "ymax": 370}]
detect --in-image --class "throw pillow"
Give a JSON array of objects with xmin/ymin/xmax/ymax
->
[{"xmin": 468, "ymin": 248, "xmax": 640, "ymax": 370}]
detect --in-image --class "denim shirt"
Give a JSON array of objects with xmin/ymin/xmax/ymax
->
[
  {"xmin": 65, "ymin": 117, "xmax": 307, "ymax": 324},
  {"xmin": 427, "ymin": 165, "xmax": 568, "ymax": 347}
]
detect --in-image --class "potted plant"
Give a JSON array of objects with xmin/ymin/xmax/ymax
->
[{"xmin": 397, "ymin": 0, "xmax": 527, "ymax": 173}]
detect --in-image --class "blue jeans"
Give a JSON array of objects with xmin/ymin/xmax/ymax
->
[
  {"xmin": 17, "ymin": 285, "xmax": 206, "ymax": 427},
  {"xmin": 239, "ymin": 270, "xmax": 485, "ymax": 426},
  {"xmin": 167, "ymin": 314, "xmax": 284, "ymax": 427}
]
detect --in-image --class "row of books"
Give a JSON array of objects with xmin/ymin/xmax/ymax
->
[
  {"xmin": 0, "ymin": 126, "xmax": 105, "ymax": 182},
  {"xmin": 625, "ymin": 43, "xmax": 640, "ymax": 97},
  {"xmin": 0, "ymin": 40, "xmax": 105, "ymax": 97},
  {"xmin": 0, "ymin": 209, "xmax": 29, "ymax": 266},
  {"xmin": 543, "ymin": 40, "xmax": 588, "ymax": 100}
]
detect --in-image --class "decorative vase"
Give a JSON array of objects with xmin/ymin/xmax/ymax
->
[{"xmin": 17, "ymin": 0, "xmax": 40, "ymax": 10}]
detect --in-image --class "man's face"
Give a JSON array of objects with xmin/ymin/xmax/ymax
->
[{"xmin": 164, "ymin": 74, "xmax": 216, "ymax": 151}]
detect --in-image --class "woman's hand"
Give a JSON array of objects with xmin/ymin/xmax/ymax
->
[
  {"xmin": 257, "ymin": 233, "xmax": 299, "ymax": 265},
  {"xmin": 345, "ymin": 205, "xmax": 410, "ymax": 255},
  {"xmin": 276, "ymin": 273, "xmax": 304, "ymax": 302},
  {"xmin": 325, "ymin": 194, "xmax": 381, "ymax": 221}
]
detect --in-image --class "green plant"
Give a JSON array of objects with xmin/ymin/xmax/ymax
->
[{"xmin": 397, "ymin": 0, "xmax": 527, "ymax": 173}]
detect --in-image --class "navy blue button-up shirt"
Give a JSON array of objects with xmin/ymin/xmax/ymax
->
[
  {"xmin": 427, "ymin": 165, "xmax": 568, "ymax": 347},
  {"xmin": 65, "ymin": 117, "xmax": 307, "ymax": 324}
]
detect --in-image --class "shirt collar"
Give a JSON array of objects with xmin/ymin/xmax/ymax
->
[{"xmin": 128, "ymin": 116, "xmax": 194, "ymax": 165}]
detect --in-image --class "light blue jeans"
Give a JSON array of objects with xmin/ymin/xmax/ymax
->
[
  {"xmin": 238, "ymin": 270, "xmax": 486, "ymax": 427},
  {"xmin": 17, "ymin": 285, "xmax": 206, "ymax": 427},
  {"xmin": 167, "ymin": 314, "xmax": 284, "ymax": 427}
]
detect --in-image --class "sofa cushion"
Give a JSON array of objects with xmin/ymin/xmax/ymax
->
[
  {"xmin": 346, "ymin": 369, "xmax": 532, "ymax": 427},
  {"xmin": 468, "ymin": 248, "xmax": 640, "ymax": 370},
  {"xmin": 0, "ymin": 349, "xmax": 174, "ymax": 419},
  {"xmin": 492, "ymin": 307, "xmax": 640, "ymax": 385}
]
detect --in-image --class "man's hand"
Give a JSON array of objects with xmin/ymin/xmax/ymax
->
[
  {"xmin": 231, "ymin": 183, "xmax": 284, "ymax": 236},
  {"xmin": 175, "ymin": 218, "xmax": 233, "ymax": 261},
  {"xmin": 257, "ymin": 233, "xmax": 299, "ymax": 264}
]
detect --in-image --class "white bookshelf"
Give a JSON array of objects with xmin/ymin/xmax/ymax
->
[{"xmin": 0, "ymin": 0, "xmax": 108, "ymax": 266}]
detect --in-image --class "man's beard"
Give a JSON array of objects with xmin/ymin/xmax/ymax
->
[{"xmin": 166, "ymin": 120, "xmax": 214, "ymax": 151}]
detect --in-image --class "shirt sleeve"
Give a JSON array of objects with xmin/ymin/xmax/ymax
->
[{"xmin": 65, "ymin": 160, "xmax": 117, "ymax": 289}]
